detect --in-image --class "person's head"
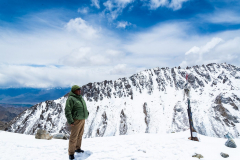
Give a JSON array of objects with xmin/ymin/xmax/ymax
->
[{"xmin": 71, "ymin": 85, "xmax": 81, "ymax": 95}]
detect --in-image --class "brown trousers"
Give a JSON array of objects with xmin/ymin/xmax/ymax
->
[{"xmin": 68, "ymin": 119, "xmax": 85, "ymax": 155}]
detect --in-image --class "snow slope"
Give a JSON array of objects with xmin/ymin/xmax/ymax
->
[
  {"xmin": 0, "ymin": 130, "xmax": 239, "ymax": 160},
  {"xmin": 6, "ymin": 63, "xmax": 240, "ymax": 138}
]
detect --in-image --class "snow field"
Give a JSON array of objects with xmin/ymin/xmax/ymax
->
[{"xmin": 0, "ymin": 130, "xmax": 239, "ymax": 160}]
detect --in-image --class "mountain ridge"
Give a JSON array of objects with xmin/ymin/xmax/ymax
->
[{"xmin": 6, "ymin": 63, "xmax": 240, "ymax": 139}]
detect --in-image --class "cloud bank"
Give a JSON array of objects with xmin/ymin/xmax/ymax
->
[
  {"xmin": 181, "ymin": 36, "xmax": 240, "ymax": 68},
  {"xmin": 0, "ymin": 8, "xmax": 240, "ymax": 88}
]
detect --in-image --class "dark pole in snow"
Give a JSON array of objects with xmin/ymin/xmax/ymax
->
[
  {"xmin": 184, "ymin": 73, "xmax": 199, "ymax": 141},
  {"xmin": 187, "ymin": 98, "xmax": 193, "ymax": 140}
]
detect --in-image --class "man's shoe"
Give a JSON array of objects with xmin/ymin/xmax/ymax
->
[
  {"xmin": 69, "ymin": 155, "xmax": 75, "ymax": 160},
  {"xmin": 75, "ymin": 149, "xmax": 84, "ymax": 153}
]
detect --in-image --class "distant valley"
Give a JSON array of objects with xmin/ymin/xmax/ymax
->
[
  {"xmin": 0, "ymin": 105, "xmax": 28, "ymax": 130},
  {"xmin": 0, "ymin": 105, "xmax": 28, "ymax": 122},
  {"xmin": 0, "ymin": 87, "xmax": 70, "ymax": 105},
  {"xmin": 0, "ymin": 87, "xmax": 71, "ymax": 130}
]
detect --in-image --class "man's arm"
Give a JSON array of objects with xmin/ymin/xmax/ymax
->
[{"xmin": 65, "ymin": 98, "xmax": 74, "ymax": 125}]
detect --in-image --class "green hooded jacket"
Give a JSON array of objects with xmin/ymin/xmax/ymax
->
[{"xmin": 65, "ymin": 91, "xmax": 89, "ymax": 124}]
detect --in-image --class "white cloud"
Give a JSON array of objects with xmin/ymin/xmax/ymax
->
[
  {"xmin": 116, "ymin": 21, "xmax": 131, "ymax": 28},
  {"xmin": 100, "ymin": 0, "xmax": 188, "ymax": 21},
  {"xmin": 123, "ymin": 22, "xmax": 193, "ymax": 56},
  {"xmin": 123, "ymin": 22, "xmax": 240, "ymax": 69},
  {"xmin": 185, "ymin": 46, "xmax": 200, "ymax": 55},
  {"xmin": 0, "ymin": 15, "xmax": 123, "ymax": 67},
  {"xmin": 103, "ymin": 0, "xmax": 135, "ymax": 20},
  {"xmin": 149, "ymin": 0, "xmax": 168, "ymax": 10},
  {"xmin": 185, "ymin": 37, "xmax": 223, "ymax": 56},
  {"xmin": 110, "ymin": 63, "xmax": 141, "ymax": 76},
  {"xmin": 0, "ymin": 64, "xmax": 126, "ymax": 88},
  {"xmin": 180, "ymin": 37, "xmax": 240, "ymax": 68},
  {"xmin": 202, "ymin": 11, "xmax": 240, "ymax": 24},
  {"xmin": 110, "ymin": 64, "xmax": 128, "ymax": 75},
  {"xmin": 104, "ymin": 0, "xmax": 114, "ymax": 11},
  {"xmin": 149, "ymin": 0, "xmax": 189, "ymax": 10},
  {"xmin": 59, "ymin": 47, "xmax": 125, "ymax": 67},
  {"xmin": 78, "ymin": 7, "xmax": 89, "ymax": 14},
  {"xmin": 91, "ymin": 0, "xmax": 100, "ymax": 9},
  {"xmin": 169, "ymin": 0, "xmax": 189, "ymax": 10},
  {"xmin": 65, "ymin": 18, "xmax": 98, "ymax": 39},
  {"xmin": 0, "ymin": 29, "xmax": 73, "ymax": 65},
  {"xmin": 200, "ymin": 37, "xmax": 223, "ymax": 54}
]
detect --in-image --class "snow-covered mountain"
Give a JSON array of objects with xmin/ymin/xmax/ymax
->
[{"xmin": 6, "ymin": 63, "xmax": 240, "ymax": 138}]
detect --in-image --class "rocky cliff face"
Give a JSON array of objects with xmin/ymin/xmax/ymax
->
[{"xmin": 6, "ymin": 63, "xmax": 240, "ymax": 138}]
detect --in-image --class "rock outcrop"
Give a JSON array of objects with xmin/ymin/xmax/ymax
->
[{"xmin": 35, "ymin": 129, "xmax": 53, "ymax": 140}]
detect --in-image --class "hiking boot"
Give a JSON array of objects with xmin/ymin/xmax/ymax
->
[
  {"xmin": 75, "ymin": 149, "xmax": 84, "ymax": 153},
  {"xmin": 69, "ymin": 155, "xmax": 75, "ymax": 160}
]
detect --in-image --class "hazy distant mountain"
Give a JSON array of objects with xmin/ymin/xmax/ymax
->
[
  {"xmin": 6, "ymin": 63, "xmax": 240, "ymax": 139},
  {"xmin": 0, "ymin": 88, "xmax": 70, "ymax": 105},
  {"xmin": 0, "ymin": 105, "xmax": 28, "ymax": 122},
  {"xmin": 0, "ymin": 121, "xmax": 7, "ymax": 130}
]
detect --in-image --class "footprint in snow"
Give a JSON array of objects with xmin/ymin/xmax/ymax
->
[{"xmin": 75, "ymin": 150, "xmax": 92, "ymax": 160}]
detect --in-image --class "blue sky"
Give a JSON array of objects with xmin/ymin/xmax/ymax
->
[
  {"xmin": 0, "ymin": 0, "xmax": 240, "ymax": 88},
  {"xmin": 1, "ymin": 0, "xmax": 240, "ymax": 32}
]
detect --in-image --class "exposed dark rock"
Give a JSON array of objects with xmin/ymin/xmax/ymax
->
[
  {"xmin": 192, "ymin": 153, "xmax": 203, "ymax": 159},
  {"xmin": 35, "ymin": 129, "xmax": 53, "ymax": 140},
  {"xmin": 225, "ymin": 139, "xmax": 237, "ymax": 148},
  {"xmin": 143, "ymin": 102, "xmax": 150, "ymax": 133},
  {"xmin": 215, "ymin": 94, "xmax": 239, "ymax": 111},
  {"xmin": 119, "ymin": 110, "xmax": 127, "ymax": 135},
  {"xmin": 96, "ymin": 111, "xmax": 108, "ymax": 137},
  {"xmin": 211, "ymin": 80, "xmax": 217, "ymax": 86},
  {"xmin": 154, "ymin": 68, "xmax": 167, "ymax": 91},
  {"xmin": 213, "ymin": 103, "xmax": 239, "ymax": 126},
  {"xmin": 220, "ymin": 152, "xmax": 229, "ymax": 158}
]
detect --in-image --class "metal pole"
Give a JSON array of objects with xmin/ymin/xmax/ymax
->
[{"xmin": 187, "ymin": 99, "xmax": 193, "ymax": 140}]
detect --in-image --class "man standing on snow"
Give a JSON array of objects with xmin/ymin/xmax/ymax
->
[{"xmin": 65, "ymin": 85, "xmax": 89, "ymax": 160}]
